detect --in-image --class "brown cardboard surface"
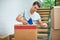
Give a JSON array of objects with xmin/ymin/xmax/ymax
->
[
  {"xmin": 0, "ymin": 35, "xmax": 9, "ymax": 40},
  {"xmin": 51, "ymin": 6, "xmax": 60, "ymax": 29},
  {"xmin": 14, "ymin": 24, "xmax": 37, "ymax": 40},
  {"xmin": 52, "ymin": 29, "xmax": 60, "ymax": 40},
  {"xmin": 15, "ymin": 29, "xmax": 37, "ymax": 40},
  {"xmin": 51, "ymin": 6, "xmax": 60, "ymax": 40}
]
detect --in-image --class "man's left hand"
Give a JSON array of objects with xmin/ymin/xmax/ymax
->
[{"xmin": 41, "ymin": 23, "xmax": 48, "ymax": 28}]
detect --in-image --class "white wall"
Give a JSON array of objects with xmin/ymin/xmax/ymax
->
[{"xmin": 0, "ymin": 0, "xmax": 35, "ymax": 35}]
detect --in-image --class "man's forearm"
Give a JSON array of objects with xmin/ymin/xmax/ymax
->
[{"xmin": 39, "ymin": 20, "xmax": 43, "ymax": 25}]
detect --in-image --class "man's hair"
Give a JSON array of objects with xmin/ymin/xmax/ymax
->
[{"xmin": 33, "ymin": 1, "xmax": 40, "ymax": 8}]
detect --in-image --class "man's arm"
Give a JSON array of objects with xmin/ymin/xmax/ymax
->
[
  {"xmin": 16, "ymin": 14, "xmax": 28, "ymax": 24},
  {"xmin": 38, "ymin": 19, "xmax": 48, "ymax": 28},
  {"xmin": 16, "ymin": 14, "xmax": 22, "ymax": 22}
]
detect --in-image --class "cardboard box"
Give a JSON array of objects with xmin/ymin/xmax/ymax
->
[
  {"xmin": 52, "ymin": 29, "xmax": 60, "ymax": 40},
  {"xmin": 51, "ymin": 6, "xmax": 60, "ymax": 29},
  {"xmin": 0, "ymin": 35, "xmax": 9, "ymax": 40},
  {"xmin": 14, "ymin": 24, "xmax": 37, "ymax": 40},
  {"xmin": 51, "ymin": 6, "xmax": 60, "ymax": 40}
]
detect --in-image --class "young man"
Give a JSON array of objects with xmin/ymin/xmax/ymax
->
[{"xmin": 16, "ymin": 1, "xmax": 47, "ymax": 28}]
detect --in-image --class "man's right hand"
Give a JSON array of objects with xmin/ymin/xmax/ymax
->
[{"xmin": 21, "ymin": 20, "xmax": 28, "ymax": 25}]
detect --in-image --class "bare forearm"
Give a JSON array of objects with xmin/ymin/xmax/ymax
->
[
  {"xmin": 39, "ymin": 20, "xmax": 48, "ymax": 28},
  {"xmin": 16, "ymin": 14, "xmax": 23, "ymax": 22},
  {"xmin": 39, "ymin": 20, "xmax": 43, "ymax": 25}
]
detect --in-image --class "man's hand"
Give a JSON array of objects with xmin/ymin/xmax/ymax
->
[
  {"xmin": 21, "ymin": 20, "xmax": 28, "ymax": 25},
  {"xmin": 40, "ymin": 23, "xmax": 48, "ymax": 28},
  {"xmin": 39, "ymin": 20, "xmax": 48, "ymax": 28}
]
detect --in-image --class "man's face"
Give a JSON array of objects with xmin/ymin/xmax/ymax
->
[{"xmin": 32, "ymin": 4, "xmax": 39, "ymax": 12}]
